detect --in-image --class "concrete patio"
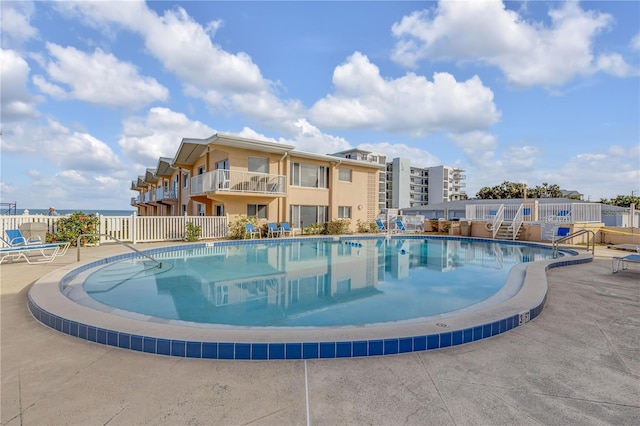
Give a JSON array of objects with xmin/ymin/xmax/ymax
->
[{"xmin": 1, "ymin": 242, "xmax": 639, "ymax": 425}]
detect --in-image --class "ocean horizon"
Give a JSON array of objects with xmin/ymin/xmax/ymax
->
[{"xmin": 10, "ymin": 209, "xmax": 136, "ymax": 217}]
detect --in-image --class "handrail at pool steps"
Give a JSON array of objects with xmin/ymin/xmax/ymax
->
[
  {"xmin": 76, "ymin": 233, "xmax": 162, "ymax": 268},
  {"xmin": 552, "ymin": 228, "xmax": 595, "ymax": 258}
]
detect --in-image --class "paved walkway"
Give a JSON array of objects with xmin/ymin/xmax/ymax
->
[{"xmin": 1, "ymin": 243, "xmax": 639, "ymax": 425}]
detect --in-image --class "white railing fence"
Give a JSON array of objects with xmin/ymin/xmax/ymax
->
[
  {"xmin": 0, "ymin": 214, "xmax": 228, "ymax": 246},
  {"xmin": 465, "ymin": 203, "xmax": 601, "ymax": 223}
]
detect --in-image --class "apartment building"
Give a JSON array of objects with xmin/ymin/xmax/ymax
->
[
  {"xmin": 331, "ymin": 149, "xmax": 467, "ymax": 210},
  {"xmin": 131, "ymin": 133, "xmax": 383, "ymax": 231}
]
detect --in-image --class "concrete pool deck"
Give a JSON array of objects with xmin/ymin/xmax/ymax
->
[{"xmin": 1, "ymin": 242, "xmax": 639, "ymax": 425}]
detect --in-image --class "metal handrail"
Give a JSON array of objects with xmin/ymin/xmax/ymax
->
[
  {"xmin": 552, "ymin": 229, "xmax": 595, "ymax": 258},
  {"xmin": 76, "ymin": 233, "xmax": 162, "ymax": 268}
]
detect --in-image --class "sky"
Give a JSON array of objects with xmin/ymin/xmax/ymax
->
[{"xmin": 1, "ymin": 0, "xmax": 639, "ymax": 211}]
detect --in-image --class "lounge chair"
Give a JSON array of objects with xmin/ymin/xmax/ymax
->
[
  {"xmin": 375, "ymin": 219, "xmax": 387, "ymax": 232},
  {"xmin": 612, "ymin": 253, "xmax": 640, "ymax": 273},
  {"xmin": 395, "ymin": 219, "xmax": 407, "ymax": 233},
  {"xmin": 267, "ymin": 222, "xmax": 281, "ymax": 238},
  {"xmin": 2, "ymin": 230, "xmax": 70, "ymax": 257},
  {"xmin": 548, "ymin": 210, "xmax": 571, "ymax": 222},
  {"xmin": 244, "ymin": 223, "xmax": 260, "ymax": 239},
  {"xmin": 5, "ymin": 228, "xmax": 42, "ymax": 245},
  {"xmin": 0, "ymin": 244, "xmax": 61, "ymax": 264},
  {"xmin": 279, "ymin": 222, "xmax": 294, "ymax": 237}
]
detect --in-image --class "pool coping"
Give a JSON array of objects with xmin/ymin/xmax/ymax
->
[{"xmin": 27, "ymin": 236, "xmax": 592, "ymax": 360}]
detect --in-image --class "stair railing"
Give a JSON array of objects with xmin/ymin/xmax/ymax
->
[
  {"xmin": 552, "ymin": 229, "xmax": 595, "ymax": 258},
  {"xmin": 77, "ymin": 233, "xmax": 162, "ymax": 268},
  {"xmin": 492, "ymin": 205, "xmax": 505, "ymax": 239},
  {"xmin": 508, "ymin": 205, "xmax": 525, "ymax": 241}
]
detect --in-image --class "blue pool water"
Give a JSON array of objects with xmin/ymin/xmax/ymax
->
[{"xmin": 82, "ymin": 238, "xmax": 559, "ymax": 327}]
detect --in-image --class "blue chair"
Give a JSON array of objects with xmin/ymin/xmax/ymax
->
[
  {"xmin": 267, "ymin": 222, "xmax": 280, "ymax": 238},
  {"xmin": 552, "ymin": 226, "xmax": 571, "ymax": 242},
  {"xmin": 375, "ymin": 219, "xmax": 387, "ymax": 232},
  {"xmin": 5, "ymin": 228, "xmax": 42, "ymax": 245},
  {"xmin": 244, "ymin": 223, "xmax": 260, "ymax": 239},
  {"xmin": 279, "ymin": 222, "xmax": 294, "ymax": 237},
  {"xmin": 395, "ymin": 219, "xmax": 407, "ymax": 233}
]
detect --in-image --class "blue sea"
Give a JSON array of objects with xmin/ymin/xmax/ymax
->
[{"xmin": 12, "ymin": 209, "xmax": 136, "ymax": 217}]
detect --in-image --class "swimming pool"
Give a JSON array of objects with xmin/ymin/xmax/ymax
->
[{"xmin": 28, "ymin": 236, "xmax": 592, "ymax": 360}]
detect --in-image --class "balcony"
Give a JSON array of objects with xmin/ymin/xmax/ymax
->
[
  {"xmin": 191, "ymin": 170, "xmax": 286, "ymax": 196},
  {"xmin": 156, "ymin": 187, "xmax": 178, "ymax": 202}
]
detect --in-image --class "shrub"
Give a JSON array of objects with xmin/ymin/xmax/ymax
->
[
  {"xmin": 430, "ymin": 219, "xmax": 439, "ymax": 232},
  {"xmin": 324, "ymin": 219, "xmax": 351, "ymax": 235},
  {"xmin": 441, "ymin": 221, "xmax": 451, "ymax": 233},
  {"xmin": 185, "ymin": 222, "xmax": 201, "ymax": 242},
  {"xmin": 228, "ymin": 215, "xmax": 259, "ymax": 239},
  {"xmin": 54, "ymin": 211, "xmax": 100, "ymax": 246},
  {"xmin": 356, "ymin": 219, "xmax": 378, "ymax": 233},
  {"xmin": 303, "ymin": 223, "xmax": 322, "ymax": 235}
]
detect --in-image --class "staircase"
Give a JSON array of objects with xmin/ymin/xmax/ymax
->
[{"xmin": 493, "ymin": 221, "xmax": 524, "ymax": 240}]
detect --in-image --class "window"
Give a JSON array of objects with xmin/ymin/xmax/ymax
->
[
  {"xmin": 182, "ymin": 172, "xmax": 189, "ymax": 188},
  {"xmin": 248, "ymin": 204, "xmax": 268, "ymax": 219},
  {"xmin": 248, "ymin": 156, "xmax": 268, "ymax": 174},
  {"xmin": 338, "ymin": 168, "xmax": 352, "ymax": 182},
  {"xmin": 173, "ymin": 175, "xmax": 179, "ymax": 191},
  {"xmin": 338, "ymin": 206, "xmax": 351, "ymax": 219},
  {"xmin": 181, "ymin": 204, "xmax": 187, "ymax": 214},
  {"xmin": 216, "ymin": 159, "xmax": 229, "ymax": 170},
  {"xmin": 290, "ymin": 162, "xmax": 329, "ymax": 188},
  {"xmin": 215, "ymin": 204, "xmax": 225, "ymax": 216},
  {"xmin": 198, "ymin": 166, "xmax": 205, "ymax": 175},
  {"xmin": 289, "ymin": 205, "xmax": 328, "ymax": 228},
  {"xmin": 197, "ymin": 203, "xmax": 205, "ymax": 216}
]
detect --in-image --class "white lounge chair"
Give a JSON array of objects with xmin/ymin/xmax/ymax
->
[
  {"xmin": 0, "ymin": 244, "xmax": 61, "ymax": 264},
  {"xmin": 612, "ymin": 253, "xmax": 640, "ymax": 273}
]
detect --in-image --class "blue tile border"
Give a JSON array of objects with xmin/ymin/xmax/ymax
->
[{"xmin": 29, "ymin": 238, "xmax": 590, "ymax": 360}]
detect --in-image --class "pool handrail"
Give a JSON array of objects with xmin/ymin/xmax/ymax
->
[{"xmin": 76, "ymin": 233, "xmax": 162, "ymax": 268}]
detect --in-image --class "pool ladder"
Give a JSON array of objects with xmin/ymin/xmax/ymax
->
[
  {"xmin": 76, "ymin": 233, "xmax": 162, "ymax": 268},
  {"xmin": 552, "ymin": 229, "xmax": 595, "ymax": 258}
]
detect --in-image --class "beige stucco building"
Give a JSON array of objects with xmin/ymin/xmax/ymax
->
[{"xmin": 131, "ymin": 133, "xmax": 383, "ymax": 231}]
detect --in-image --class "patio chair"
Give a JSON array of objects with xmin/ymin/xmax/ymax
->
[
  {"xmin": 244, "ymin": 223, "xmax": 260, "ymax": 239},
  {"xmin": 0, "ymin": 244, "xmax": 61, "ymax": 265},
  {"xmin": 612, "ymin": 253, "xmax": 640, "ymax": 273},
  {"xmin": 5, "ymin": 228, "xmax": 42, "ymax": 245},
  {"xmin": 395, "ymin": 219, "xmax": 407, "ymax": 233},
  {"xmin": 548, "ymin": 210, "xmax": 571, "ymax": 222},
  {"xmin": 2, "ymin": 230, "xmax": 70, "ymax": 257},
  {"xmin": 552, "ymin": 226, "xmax": 571, "ymax": 242},
  {"xmin": 267, "ymin": 222, "xmax": 281, "ymax": 238},
  {"xmin": 279, "ymin": 222, "xmax": 294, "ymax": 237},
  {"xmin": 375, "ymin": 219, "xmax": 387, "ymax": 232}
]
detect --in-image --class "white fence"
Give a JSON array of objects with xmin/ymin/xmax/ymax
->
[
  {"xmin": 465, "ymin": 203, "xmax": 602, "ymax": 223},
  {"xmin": 0, "ymin": 214, "xmax": 228, "ymax": 246}
]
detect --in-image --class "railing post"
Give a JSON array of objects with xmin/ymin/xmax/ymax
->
[{"xmin": 131, "ymin": 213, "xmax": 137, "ymax": 244}]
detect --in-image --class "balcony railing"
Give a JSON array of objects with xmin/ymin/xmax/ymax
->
[
  {"xmin": 156, "ymin": 187, "xmax": 178, "ymax": 201},
  {"xmin": 191, "ymin": 170, "xmax": 286, "ymax": 196}
]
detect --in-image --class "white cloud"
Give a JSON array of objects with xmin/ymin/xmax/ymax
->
[
  {"xmin": 119, "ymin": 107, "xmax": 215, "ymax": 165},
  {"xmin": 596, "ymin": 53, "xmax": 639, "ymax": 78},
  {"xmin": 631, "ymin": 33, "xmax": 640, "ymax": 51},
  {"xmin": 33, "ymin": 43, "xmax": 168, "ymax": 109},
  {"xmin": 310, "ymin": 52, "xmax": 499, "ymax": 136},
  {"xmin": 0, "ymin": 49, "xmax": 40, "ymax": 122},
  {"xmin": 54, "ymin": 1, "xmax": 303, "ymax": 130},
  {"xmin": 391, "ymin": 1, "xmax": 636, "ymax": 87},
  {"xmin": 3, "ymin": 118, "xmax": 122, "ymax": 172},
  {"xmin": 358, "ymin": 142, "xmax": 439, "ymax": 168},
  {"xmin": 448, "ymin": 131, "xmax": 499, "ymax": 167},
  {"xmin": 1, "ymin": 1, "xmax": 38, "ymax": 49}
]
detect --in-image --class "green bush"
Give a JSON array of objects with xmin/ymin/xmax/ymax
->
[
  {"xmin": 54, "ymin": 211, "xmax": 100, "ymax": 246},
  {"xmin": 185, "ymin": 222, "xmax": 201, "ymax": 242},
  {"xmin": 303, "ymin": 223, "xmax": 322, "ymax": 235},
  {"xmin": 323, "ymin": 219, "xmax": 351, "ymax": 235},
  {"xmin": 228, "ymin": 215, "xmax": 259, "ymax": 239},
  {"xmin": 356, "ymin": 219, "xmax": 378, "ymax": 233}
]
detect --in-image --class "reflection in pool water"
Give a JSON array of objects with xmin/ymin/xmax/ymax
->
[{"xmin": 82, "ymin": 239, "xmax": 558, "ymax": 327}]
